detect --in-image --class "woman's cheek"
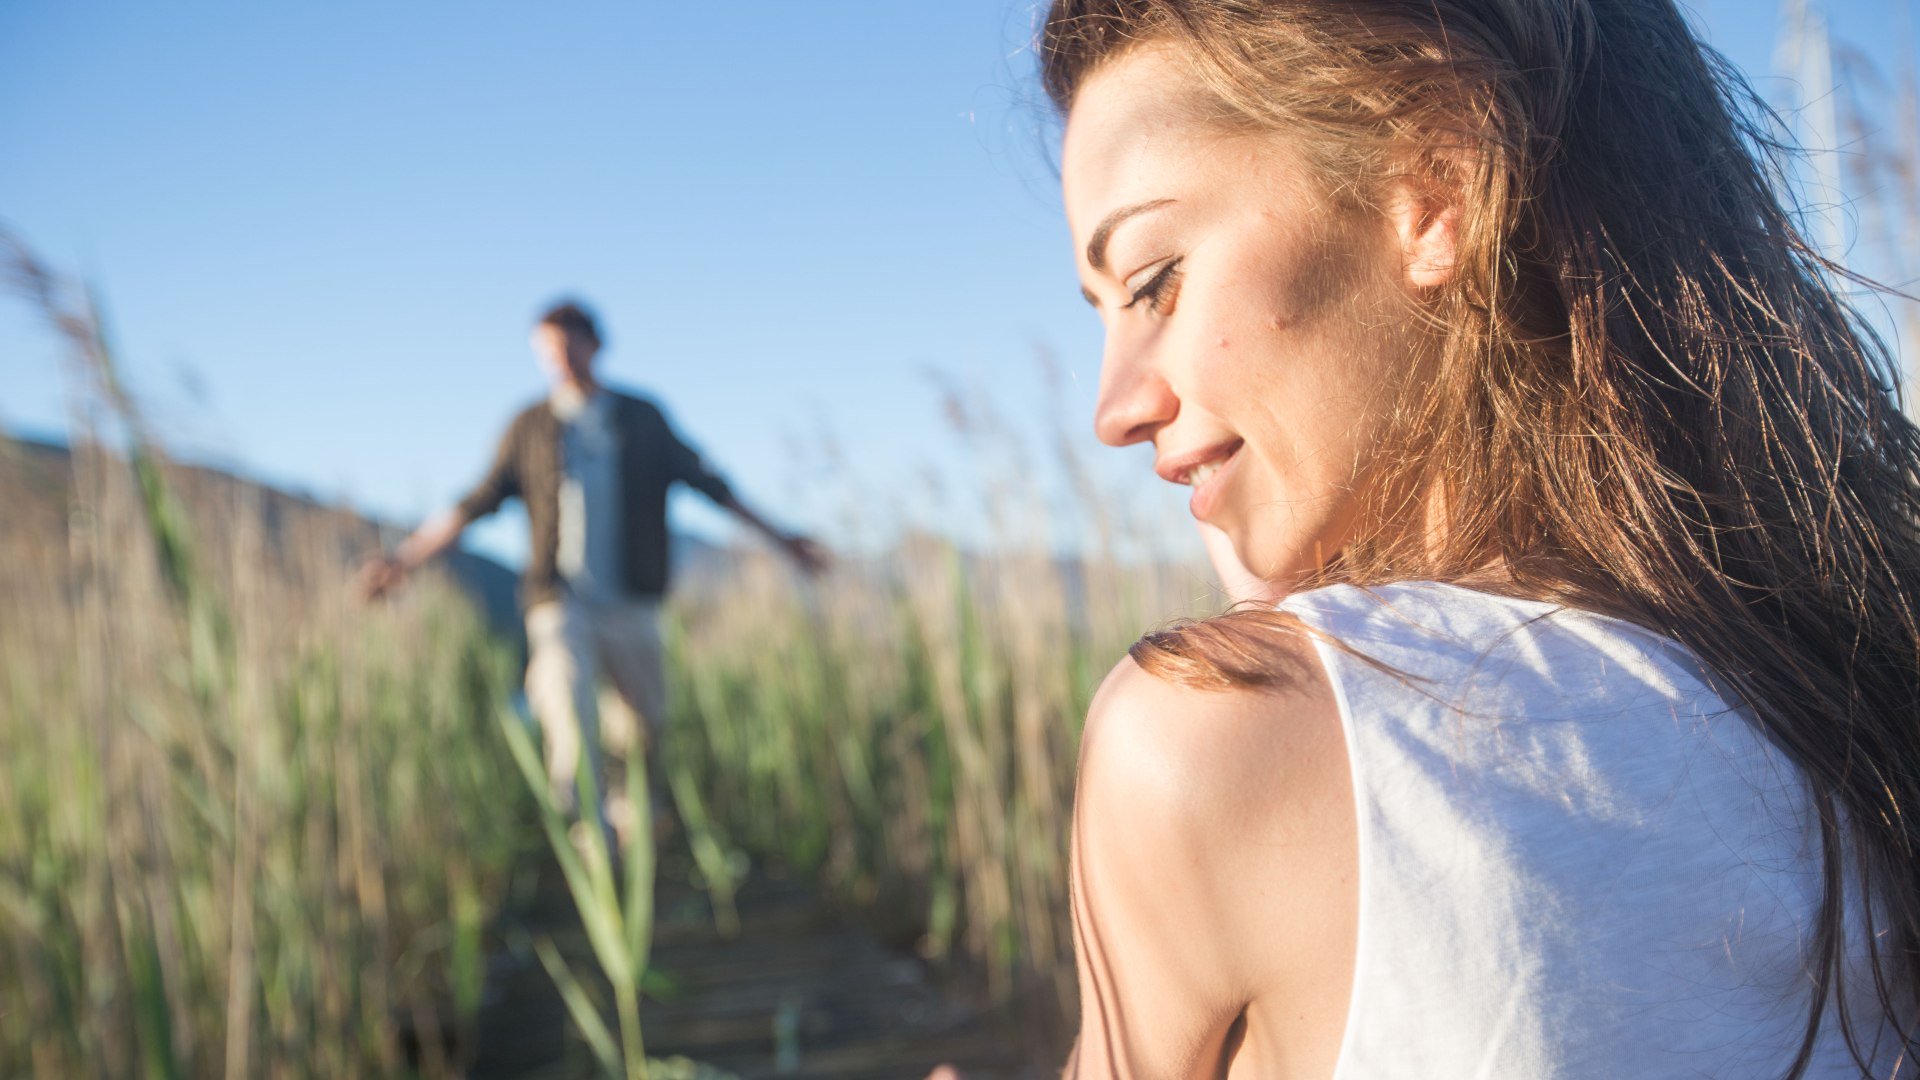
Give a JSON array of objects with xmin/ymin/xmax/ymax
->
[{"xmin": 1186, "ymin": 304, "xmax": 1277, "ymax": 391}]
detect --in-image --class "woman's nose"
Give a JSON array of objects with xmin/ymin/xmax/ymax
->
[{"xmin": 1093, "ymin": 345, "xmax": 1179, "ymax": 447}]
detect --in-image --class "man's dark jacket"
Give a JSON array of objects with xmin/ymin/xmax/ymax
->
[{"xmin": 456, "ymin": 389, "xmax": 732, "ymax": 608}]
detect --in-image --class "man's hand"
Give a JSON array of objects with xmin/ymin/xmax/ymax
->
[
  {"xmin": 355, "ymin": 553, "xmax": 408, "ymax": 601},
  {"xmin": 779, "ymin": 533, "xmax": 829, "ymax": 576},
  {"xmin": 356, "ymin": 509, "xmax": 469, "ymax": 602}
]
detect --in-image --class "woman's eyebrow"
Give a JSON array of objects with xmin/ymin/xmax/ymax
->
[{"xmin": 1085, "ymin": 198, "xmax": 1176, "ymax": 273}]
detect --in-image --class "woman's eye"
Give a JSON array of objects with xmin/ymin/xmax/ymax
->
[{"xmin": 1121, "ymin": 257, "xmax": 1184, "ymax": 315}]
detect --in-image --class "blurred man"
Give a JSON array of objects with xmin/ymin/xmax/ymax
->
[{"xmin": 360, "ymin": 299, "xmax": 822, "ymax": 845}]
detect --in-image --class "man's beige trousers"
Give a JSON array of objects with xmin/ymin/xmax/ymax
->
[{"xmin": 523, "ymin": 597, "xmax": 666, "ymax": 842}]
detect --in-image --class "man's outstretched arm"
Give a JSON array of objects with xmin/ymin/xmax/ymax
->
[
  {"xmin": 713, "ymin": 491, "xmax": 827, "ymax": 575},
  {"xmin": 359, "ymin": 415, "xmax": 520, "ymax": 600},
  {"xmin": 666, "ymin": 425, "xmax": 826, "ymax": 574}
]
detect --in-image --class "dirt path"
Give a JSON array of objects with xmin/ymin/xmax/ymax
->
[{"xmin": 467, "ymin": 853, "xmax": 1058, "ymax": 1079}]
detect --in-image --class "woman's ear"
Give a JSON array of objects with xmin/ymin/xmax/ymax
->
[{"xmin": 1386, "ymin": 169, "xmax": 1462, "ymax": 290}]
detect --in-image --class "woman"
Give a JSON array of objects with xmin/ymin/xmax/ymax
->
[{"xmin": 1044, "ymin": 0, "xmax": 1919, "ymax": 1076}]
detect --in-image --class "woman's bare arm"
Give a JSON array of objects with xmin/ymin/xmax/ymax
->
[{"xmin": 1065, "ymin": 643, "xmax": 1357, "ymax": 1079}]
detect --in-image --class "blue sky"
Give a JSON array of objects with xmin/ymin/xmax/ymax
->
[{"xmin": 3, "ymin": 1, "xmax": 1914, "ymax": 568}]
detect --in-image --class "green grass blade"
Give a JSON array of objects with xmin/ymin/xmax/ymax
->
[
  {"xmin": 531, "ymin": 933, "xmax": 622, "ymax": 1078},
  {"xmin": 496, "ymin": 708, "xmax": 633, "ymax": 986},
  {"xmin": 623, "ymin": 755, "xmax": 655, "ymax": 976}
]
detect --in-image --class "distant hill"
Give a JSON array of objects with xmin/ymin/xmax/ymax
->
[
  {"xmin": 0, "ymin": 435, "xmax": 739, "ymax": 657},
  {"xmin": 0, "ymin": 434, "xmax": 739, "ymax": 645}
]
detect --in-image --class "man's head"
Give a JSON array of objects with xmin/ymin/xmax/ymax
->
[{"xmin": 532, "ymin": 300, "xmax": 603, "ymax": 389}]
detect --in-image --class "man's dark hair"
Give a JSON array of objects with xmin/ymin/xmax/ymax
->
[{"xmin": 537, "ymin": 299, "xmax": 601, "ymax": 347}]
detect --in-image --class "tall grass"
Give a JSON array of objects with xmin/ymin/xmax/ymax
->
[
  {"xmin": 0, "ymin": 240, "xmax": 531, "ymax": 1077},
  {"xmin": 496, "ymin": 697, "xmax": 657, "ymax": 1080}
]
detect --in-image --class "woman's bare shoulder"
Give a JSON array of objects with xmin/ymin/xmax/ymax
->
[
  {"xmin": 1079, "ymin": 634, "xmax": 1346, "ymax": 833},
  {"xmin": 1072, "ymin": 635, "xmax": 1357, "ymax": 1049}
]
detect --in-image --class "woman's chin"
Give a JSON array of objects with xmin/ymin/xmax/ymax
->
[{"xmin": 1237, "ymin": 535, "xmax": 1331, "ymax": 593}]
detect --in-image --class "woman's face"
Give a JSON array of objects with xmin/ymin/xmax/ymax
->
[{"xmin": 1062, "ymin": 46, "xmax": 1441, "ymax": 587}]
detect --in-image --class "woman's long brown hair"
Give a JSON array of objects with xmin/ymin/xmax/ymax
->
[{"xmin": 1044, "ymin": 0, "xmax": 1920, "ymax": 1072}]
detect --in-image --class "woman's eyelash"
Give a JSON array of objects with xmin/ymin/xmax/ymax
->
[{"xmin": 1122, "ymin": 258, "xmax": 1184, "ymax": 312}]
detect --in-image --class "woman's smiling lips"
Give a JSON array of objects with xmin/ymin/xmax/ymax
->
[{"xmin": 1155, "ymin": 438, "xmax": 1246, "ymax": 521}]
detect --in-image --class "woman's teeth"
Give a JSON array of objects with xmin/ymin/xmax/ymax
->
[{"xmin": 1187, "ymin": 462, "xmax": 1220, "ymax": 487}]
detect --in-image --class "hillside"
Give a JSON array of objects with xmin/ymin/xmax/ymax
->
[
  {"xmin": 1, "ymin": 432, "xmax": 520, "ymax": 644},
  {"xmin": 0, "ymin": 433, "xmax": 754, "ymax": 652}
]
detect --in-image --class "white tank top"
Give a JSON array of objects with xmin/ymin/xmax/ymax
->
[{"xmin": 1278, "ymin": 581, "xmax": 1898, "ymax": 1078}]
